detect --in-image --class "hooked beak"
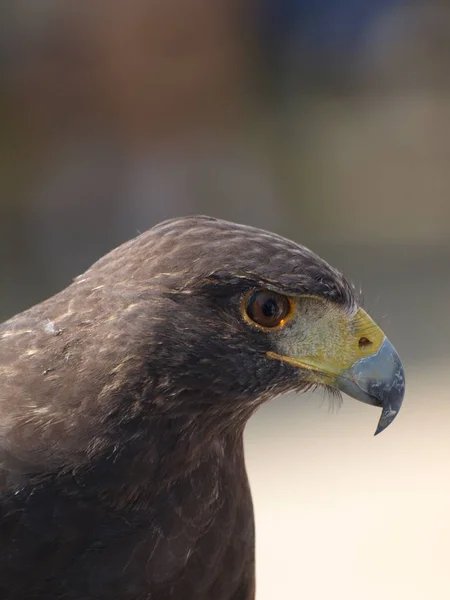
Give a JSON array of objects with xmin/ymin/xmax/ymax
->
[{"xmin": 334, "ymin": 337, "xmax": 405, "ymax": 435}]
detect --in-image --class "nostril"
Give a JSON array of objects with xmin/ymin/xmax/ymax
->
[{"xmin": 359, "ymin": 336, "xmax": 372, "ymax": 349}]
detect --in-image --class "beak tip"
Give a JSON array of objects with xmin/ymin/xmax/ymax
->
[{"xmin": 374, "ymin": 405, "xmax": 400, "ymax": 436}]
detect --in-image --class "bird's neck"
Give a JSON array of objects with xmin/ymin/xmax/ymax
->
[{"xmin": 82, "ymin": 415, "xmax": 247, "ymax": 512}]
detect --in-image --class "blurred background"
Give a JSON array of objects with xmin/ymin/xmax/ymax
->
[{"xmin": 1, "ymin": 1, "xmax": 449, "ymax": 598}]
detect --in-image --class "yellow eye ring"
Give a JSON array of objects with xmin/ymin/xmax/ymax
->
[{"xmin": 242, "ymin": 289, "xmax": 295, "ymax": 330}]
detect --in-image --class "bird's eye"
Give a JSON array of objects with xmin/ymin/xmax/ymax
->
[{"xmin": 244, "ymin": 290, "xmax": 293, "ymax": 329}]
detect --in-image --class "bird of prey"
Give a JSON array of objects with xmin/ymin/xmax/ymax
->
[{"xmin": 0, "ymin": 216, "xmax": 404, "ymax": 600}]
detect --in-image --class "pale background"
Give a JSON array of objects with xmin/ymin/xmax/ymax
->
[{"xmin": 1, "ymin": 2, "xmax": 449, "ymax": 598}]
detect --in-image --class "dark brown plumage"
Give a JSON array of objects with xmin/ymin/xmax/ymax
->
[{"xmin": 0, "ymin": 216, "xmax": 404, "ymax": 599}]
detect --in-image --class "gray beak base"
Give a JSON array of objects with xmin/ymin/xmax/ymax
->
[{"xmin": 336, "ymin": 338, "xmax": 405, "ymax": 435}]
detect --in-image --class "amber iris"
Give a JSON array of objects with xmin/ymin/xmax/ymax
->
[{"xmin": 245, "ymin": 290, "xmax": 292, "ymax": 328}]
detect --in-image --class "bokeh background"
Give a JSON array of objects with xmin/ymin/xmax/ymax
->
[{"xmin": 1, "ymin": 2, "xmax": 450, "ymax": 598}]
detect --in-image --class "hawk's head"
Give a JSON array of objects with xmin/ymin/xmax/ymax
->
[{"xmin": 85, "ymin": 216, "xmax": 404, "ymax": 436}]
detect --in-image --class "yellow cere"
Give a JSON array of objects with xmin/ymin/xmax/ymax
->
[{"xmin": 266, "ymin": 297, "xmax": 386, "ymax": 385}]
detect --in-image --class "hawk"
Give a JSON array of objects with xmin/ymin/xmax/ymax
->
[{"xmin": 0, "ymin": 216, "xmax": 404, "ymax": 599}]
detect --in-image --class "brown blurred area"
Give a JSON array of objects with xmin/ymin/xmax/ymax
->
[
  {"xmin": 5, "ymin": 1, "xmax": 250, "ymax": 144},
  {"xmin": 1, "ymin": 2, "xmax": 450, "ymax": 598}
]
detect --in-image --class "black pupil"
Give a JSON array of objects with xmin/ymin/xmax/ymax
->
[{"xmin": 262, "ymin": 298, "xmax": 278, "ymax": 318}]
